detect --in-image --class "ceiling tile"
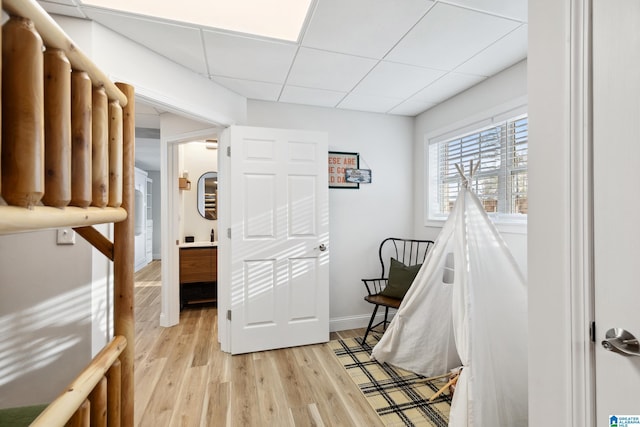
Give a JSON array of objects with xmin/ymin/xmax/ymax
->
[
  {"xmin": 410, "ymin": 72, "xmax": 486, "ymax": 105},
  {"xmin": 43, "ymin": 0, "xmax": 530, "ymax": 122},
  {"xmin": 441, "ymin": 0, "xmax": 527, "ymax": 22},
  {"xmin": 211, "ymin": 76, "xmax": 282, "ymax": 101},
  {"xmin": 280, "ymin": 86, "xmax": 345, "ymax": 108},
  {"xmin": 385, "ymin": 2, "xmax": 521, "ymax": 70},
  {"xmin": 351, "ymin": 61, "xmax": 445, "ymax": 99},
  {"xmin": 43, "ymin": 0, "xmax": 79, "ymax": 5},
  {"xmin": 203, "ymin": 30, "xmax": 297, "ymax": 84},
  {"xmin": 85, "ymin": 9, "xmax": 208, "ymax": 75},
  {"xmin": 287, "ymin": 47, "xmax": 378, "ymax": 92},
  {"xmin": 337, "ymin": 93, "xmax": 403, "ymax": 114},
  {"xmin": 302, "ymin": 0, "xmax": 435, "ymax": 59},
  {"xmin": 388, "ymin": 99, "xmax": 437, "ymax": 116},
  {"xmin": 455, "ymin": 24, "xmax": 527, "ymax": 77},
  {"xmin": 39, "ymin": 1, "xmax": 86, "ymax": 18}
]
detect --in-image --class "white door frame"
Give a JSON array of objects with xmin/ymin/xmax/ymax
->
[
  {"xmin": 159, "ymin": 127, "xmax": 221, "ymax": 327},
  {"xmin": 528, "ymin": 0, "xmax": 596, "ymax": 425},
  {"xmin": 217, "ymin": 130, "xmax": 231, "ymax": 351},
  {"xmin": 567, "ymin": 0, "xmax": 596, "ymax": 422}
]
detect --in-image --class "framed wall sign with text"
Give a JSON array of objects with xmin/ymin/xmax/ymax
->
[{"xmin": 328, "ymin": 151, "xmax": 359, "ymax": 189}]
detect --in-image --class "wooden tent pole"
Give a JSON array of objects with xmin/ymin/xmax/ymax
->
[
  {"xmin": 114, "ymin": 82, "xmax": 135, "ymax": 427},
  {"xmin": 429, "ymin": 372, "xmax": 459, "ymax": 402}
]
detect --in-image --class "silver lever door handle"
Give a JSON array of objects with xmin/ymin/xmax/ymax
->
[{"xmin": 601, "ymin": 328, "xmax": 640, "ymax": 357}]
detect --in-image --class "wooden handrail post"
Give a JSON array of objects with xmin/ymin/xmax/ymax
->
[{"xmin": 114, "ymin": 82, "xmax": 135, "ymax": 427}]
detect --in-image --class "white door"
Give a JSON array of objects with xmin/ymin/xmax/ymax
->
[
  {"xmin": 225, "ymin": 125, "xmax": 329, "ymax": 354},
  {"xmin": 593, "ymin": 0, "xmax": 640, "ymax": 423}
]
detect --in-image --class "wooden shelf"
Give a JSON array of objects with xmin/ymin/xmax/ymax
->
[{"xmin": 0, "ymin": 205, "xmax": 127, "ymax": 235}]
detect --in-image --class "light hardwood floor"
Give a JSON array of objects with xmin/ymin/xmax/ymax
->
[{"xmin": 133, "ymin": 261, "xmax": 383, "ymax": 427}]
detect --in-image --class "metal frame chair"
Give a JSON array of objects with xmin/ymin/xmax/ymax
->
[{"xmin": 361, "ymin": 237, "xmax": 434, "ymax": 344}]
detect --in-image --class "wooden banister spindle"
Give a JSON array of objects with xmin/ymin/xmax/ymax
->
[
  {"xmin": 1, "ymin": 16, "xmax": 44, "ymax": 208},
  {"xmin": 92, "ymin": 87, "xmax": 109, "ymax": 207},
  {"xmin": 106, "ymin": 359, "xmax": 122, "ymax": 427},
  {"xmin": 67, "ymin": 399, "xmax": 90, "ymax": 427},
  {"xmin": 108, "ymin": 100, "xmax": 123, "ymax": 208},
  {"xmin": 70, "ymin": 70, "xmax": 92, "ymax": 208},
  {"xmin": 89, "ymin": 376, "xmax": 107, "ymax": 427},
  {"xmin": 42, "ymin": 48, "xmax": 71, "ymax": 207}
]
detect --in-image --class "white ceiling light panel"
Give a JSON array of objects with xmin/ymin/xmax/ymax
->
[{"xmin": 80, "ymin": 0, "xmax": 312, "ymax": 41}]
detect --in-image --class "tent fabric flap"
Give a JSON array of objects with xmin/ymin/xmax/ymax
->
[{"xmin": 371, "ymin": 186, "xmax": 528, "ymax": 427}]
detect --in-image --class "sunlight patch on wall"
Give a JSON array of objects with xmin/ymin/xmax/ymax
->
[{"xmin": 0, "ymin": 284, "xmax": 90, "ymax": 388}]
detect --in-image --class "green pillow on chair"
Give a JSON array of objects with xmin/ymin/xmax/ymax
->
[{"xmin": 379, "ymin": 258, "xmax": 422, "ymax": 299}]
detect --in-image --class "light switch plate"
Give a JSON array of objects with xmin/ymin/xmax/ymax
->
[{"xmin": 57, "ymin": 228, "xmax": 76, "ymax": 245}]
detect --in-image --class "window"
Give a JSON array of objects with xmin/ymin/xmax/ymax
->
[{"xmin": 427, "ymin": 114, "xmax": 528, "ymax": 223}]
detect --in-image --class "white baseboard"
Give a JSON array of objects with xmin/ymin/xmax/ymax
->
[
  {"xmin": 159, "ymin": 311, "xmax": 175, "ymax": 328},
  {"xmin": 161, "ymin": 308, "xmax": 392, "ymax": 334},
  {"xmin": 329, "ymin": 312, "xmax": 395, "ymax": 332}
]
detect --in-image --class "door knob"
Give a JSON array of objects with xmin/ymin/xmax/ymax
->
[
  {"xmin": 316, "ymin": 244, "xmax": 327, "ymax": 252},
  {"xmin": 601, "ymin": 328, "xmax": 640, "ymax": 357}
]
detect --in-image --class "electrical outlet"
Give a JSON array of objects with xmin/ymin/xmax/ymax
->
[{"xmin": 57, "ymin": 228, "xmax": 76, "ymax": 245}]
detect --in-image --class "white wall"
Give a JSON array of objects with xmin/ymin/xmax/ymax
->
[
  {"xmin": 180, "ymin": 143, "xmax": 218, "ymax": 243},
  {"xmin": 0, "ymin": 231, "xmax": 93, "ymax": 408},
  {"xmin": 148, "ymin": 171, "xmax": 162, "ymax": 259},
  {"xmin": 247, "ymin": 101, "xmax": 415, "ymax": 330},
  {"xmin": 134, "ymin": 167, "xmax": 149, "ymax": 271},
  {"xmin": 90, "ymin": 223, "xmax": 114, "ymax": 356},
  {"xmin": 413, "ymin": 60, "xmax": 528, "ymax": 275}
]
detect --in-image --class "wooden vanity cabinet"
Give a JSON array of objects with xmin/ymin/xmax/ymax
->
[{"xmin": 179, "ymin": 246, "xmax": 217, "ymax": 309}]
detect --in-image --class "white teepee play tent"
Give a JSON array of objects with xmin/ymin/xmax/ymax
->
[{"xmin": 371, "ymin": 163, "xmax": 528, "ymax": 427}]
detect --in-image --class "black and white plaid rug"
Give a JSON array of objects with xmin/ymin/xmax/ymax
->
[{"xmin": 329, "ymin": 334, "xmax": 451, "ymax": 427}]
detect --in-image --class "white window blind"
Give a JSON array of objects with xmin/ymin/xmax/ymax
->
[{"xmin": 427, "ymin": 114, "xmax": 528, "ymax": 222}]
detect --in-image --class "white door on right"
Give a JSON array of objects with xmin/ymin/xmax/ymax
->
[
  {"xmin": 225, "ymin": 125, "xmax": 329, "ymax": 355},
  {"xmin": 593, "ymin": 0, "xmax": 640, "ymax": 424}
]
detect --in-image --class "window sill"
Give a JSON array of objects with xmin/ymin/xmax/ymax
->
[{"xmin": 425, "ymin": 217, "xmax": 527, "ymax": 235}]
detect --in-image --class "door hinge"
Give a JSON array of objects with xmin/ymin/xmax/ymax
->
[
  {"xmin": 590, "ymin": 321, "xmax": 596, "ymax": 343},
  {"xmin": 227, "ymin": 146, "xmax": 231, "ymax": 157},
  {"xmin": 227, "ymin": 227, "xmax": 231, "ymax": 238},
  {"xmin": 227, "ymin": 310, "xmax": 232, "ymax": 321}
]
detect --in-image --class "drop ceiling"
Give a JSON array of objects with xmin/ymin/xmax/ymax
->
[{"xmin": 37, "ymin": 0, "xmax": 527, "ymax": 118}]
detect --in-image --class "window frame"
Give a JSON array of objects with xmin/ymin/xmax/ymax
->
[{"xmin": 424, "ymin": 104, "xmax": 528, "ymax": 234}]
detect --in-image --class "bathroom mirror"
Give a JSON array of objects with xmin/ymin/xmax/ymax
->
[{"xmin": 197, "ymin": 171, "xmax": 217, "ymax": 220}]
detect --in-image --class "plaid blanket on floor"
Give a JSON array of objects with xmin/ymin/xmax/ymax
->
[{"xmin": 329, "ymin": 334, "xmax": 451, "ymax": 427}]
